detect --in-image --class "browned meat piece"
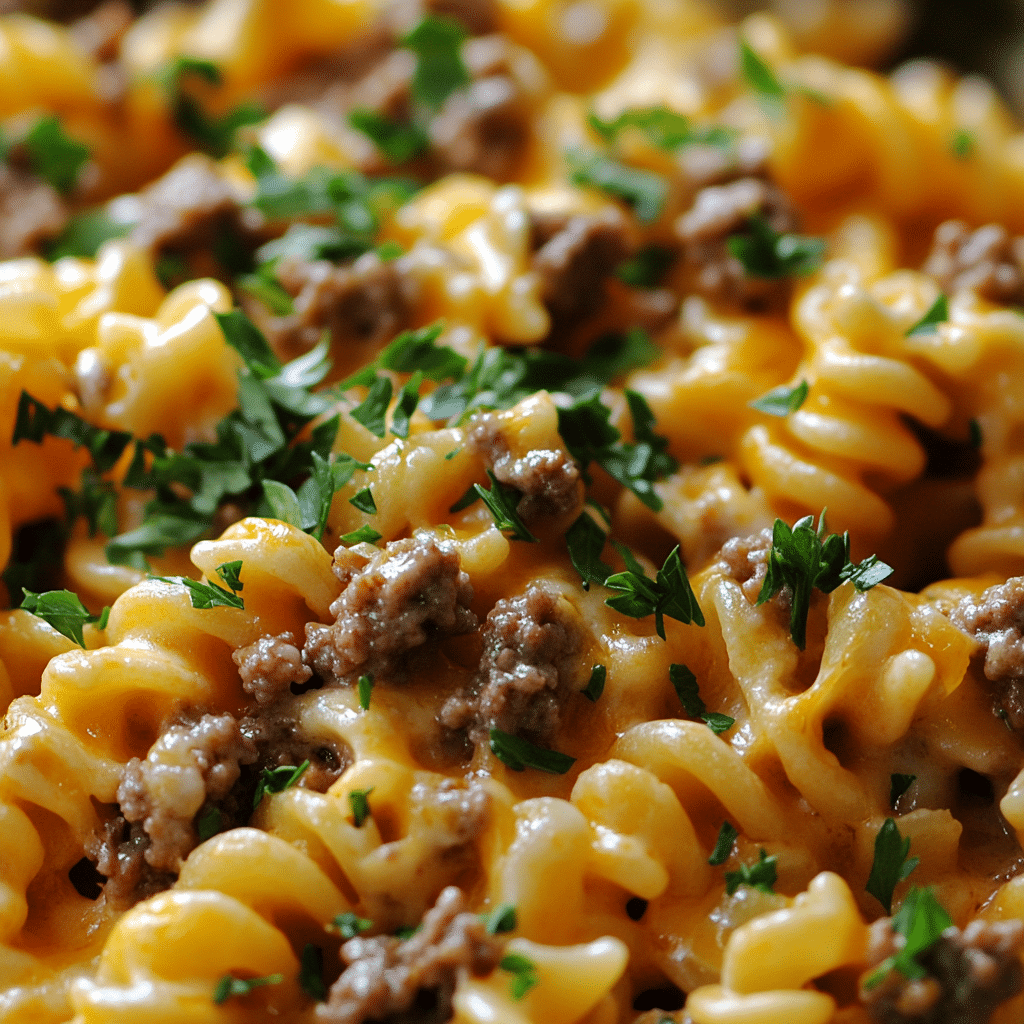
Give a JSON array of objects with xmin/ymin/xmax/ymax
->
[
  {"xmin": 923, "ymin": 220, "xmax": 1024, "ymax": 304},
  {"xmin": 304, "ymin": 535, "xmax": 477, "ymax": 686},
  {"xmin": 949, "ymin": 577, "xmax": 1024, "ymax": 728},
  {"xmin": 860, "ymin": 915, "xmax": 1024, "ymax": 1024},
  {"xmin": 0, "ymin": 164, "xmax": 68, "ymax": 258},
  {"xmin": 115, "ymin": 713, "xmax": 257, "ymax": 874},
  {"xmin": 715, "ymin": 527, "xmax": 775, "ymax": 603},
  {"xmin": 675, "ymin": 176, "xmax": 797, "ymax": 309},
  {"xmin": 233, "ymin": 633, "xmax": 313, "ymax": 705},
  {"xmin": 129, "ymin": 154, "xmax": 252, "ymax": 279},
  {"xmin": 441, "ymin": 585, "xmax": 586, "ymax": 746},
  {"xmin": 87, "ymin": 817, "xmax": 175, "ymax": 912},
  {"xmin": 467, "ymin": 411, "xmax": 583, "ymax": 527},
  {"xmin": 265, "ymin": 251, "xmax": 411, "ymax": 361},
  {"xmin": 241, "ymin": 707, "xmax": 351, "ymax": 794},
  {"xmin": 676, "ymin": 134, "xmax": 771, "ymax": 194},
  {"xmin": 531, "ymin": 208, "xmax": 632, "ymax": 330},
  {"xmin": 70, "ymin": 0, "xmax": 132, "ymax": 61},
  {"xmin": 318, "ymin": 885, "xmax": 505, "ymax": 1024}
]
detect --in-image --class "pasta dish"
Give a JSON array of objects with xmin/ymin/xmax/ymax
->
[{"xmin": 3, "ymin": 0, "xmax": 1024, "ymax": 1021}]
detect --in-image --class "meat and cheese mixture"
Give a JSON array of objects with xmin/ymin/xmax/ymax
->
[{"xmin": 3, "ymin": 1, "xmax": 1024, "ymax": 1022}]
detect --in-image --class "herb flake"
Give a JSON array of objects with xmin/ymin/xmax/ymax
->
[
  {"xmin": 20, "ymin": 589, "xmax": 109, "ymax": 648},
  {"xmin": 349, "ymin": 787, "xmax": 374, "ymax": 827},
  {"xmin": 669, "ymin": 664, "xmax": 735, "ymax": 734},
  {"xmin": 866, "ymin": 818, "xmax": 919, "ymax": 914},
  {"xmin": 906, "ymin": 294, "xmax": 949, "ymax": 337},
  {"xmin": 724, "ymin": 849, "xmax": 777, "ymax": 896},
  {"xmin": 749, "ymin": 379, "xmax": 809, "ymax": 417},
  {"xmin": 213, "ymin": 973, "xmax": 283, "ymax": 1004},
  {"xmin": 489, "ymin": 728, "xmax": 575, "ymax": 774},
  {"xmin": 709, "ymin": 821, "xmax": 739, "ymax": 866}
]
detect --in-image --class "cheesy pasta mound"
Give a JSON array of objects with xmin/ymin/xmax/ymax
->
[{"xmin": 3, "ymin": 1, "xmax": 1024, "ymax": 1022}]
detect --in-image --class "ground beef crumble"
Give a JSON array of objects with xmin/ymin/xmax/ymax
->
[
  {"xmin": 233, "ymin": 632, "xmax": 313, "ymax": 705},
  {"xmin": 441, "ymin": 585, "xmax": 586, "ymax": 746},
  {"xmin": 715, "ymin": 527, "xmax": 780, "ymax": 604},
  {"xmin": 318, "ymin": 885, "xmax": 506, "ymax": 1024},
  {"xmin": 948, "ymin": 576, "xmax": 1024, "ymax": 727},
  {"xmin": 923, "ymin": 220, "xmax": 1024, "ymax": 305},
  {"xmin": 675, "ymin": 176, "xmax": 798, "ymax": 310},
  {"xmin": 860, "ymin": 915, "xmax": 1024, "ymax": 1023},
  {"xmin": 466, "ymin": 411, "xmax": 583, "ymax": 527},
  {"xmin": 0, "ymin": 164, "xmax": 68, "ymax": 259},
  {"xmin": 304, "ymin": 535, "xmax": 477, "ymax": 687}
]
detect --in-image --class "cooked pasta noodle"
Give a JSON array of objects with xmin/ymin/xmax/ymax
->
[{"xmin": 2, "ymin": 1, "xmax": 1024, "ymax": 1023}]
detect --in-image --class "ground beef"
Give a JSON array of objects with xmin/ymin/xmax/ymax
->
[
  {"xmin": 233, "ymin": 633, "xmax": 313, "ymax": 706},
  {"xmin": 241, "ymin": 707, "xmax": 351, "ymax": 794},
  {"xmin": 923, "ymin": 220, "xmax": 1024, "ymax": 304},
  {"xmin": 441, "ymin": 585, "xmax": 585, "ymax": 746},
  {"xmin": 115, "ymin": 713, "xmax": 257, "ymax": 874},
  {"xmin": 715, "ymin": 527, "xmax": 776, "ymax": 603},
  {"xmin": 70, "ymin": 0, "xmax": 131, "ymax": 61},
  {"xmin": 262, "ymin": 251, "xmax": 411, "ymax": 361},
  {"xmin": 531, "ymin": 208, "xmax": 632, "ymax": 331},
  {"xmin": 466, "ymin": 411, "xmax": 583, "ymax": 527},
  {"xmin": 410, "ymin": 778, "xmax": 491, "ymax": 847},
  {"xmin": 318, "ymin": 885, "xmax": 505, "ymax": 1024},
  {"xmin": 860, "ymin": 916, "xmax": 1024, "ymax": 1024},
  {"xmin": 304, "ymin": 535, "xmax": 477, "ymax": 687},
  {"xmin": 0, "ymin": 164, "xmax": 68, "ymax": 258},
  {"xmin": 129, "ymin": 154, "xmax": 253, "ymax": 280},
  {"xmin": 87, "ymin": 817, "xmax": 175, "ymax": 912},
  {"xmin": 674, "ymin": 176, "xmax": 798, "ymax": 310}
]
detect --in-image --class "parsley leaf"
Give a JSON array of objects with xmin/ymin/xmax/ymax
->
[
  {"xmin": 60, "ymin": 468, "xmax": 118, "ymax": 538},
  {"xmin": 22, "ymin": 115, "xmax": 90, "ymax": 194},
  {"xmin": 567, "ymin": 151, "xmax": 667, "ymax": 224},
  {"xmin": 152, "ymin": 561, "xmax": 246, "ymax": 610},
  {"xmin": 489, "ymin": 728, "xmax": 575, "ymax": 774},
  {"xmin": 588, "ymin": 106, "xmax": 734, "ymax": 151},
  {"xmin": 43, "ymin": 208, "xmax": 130, "ymax": 260},
  {"xmin": 604, "ymin": 546, "xmax": 704, "ymax": 639},
  {"xmin": 237, "ymin": 261, "xmax": 294, "ymax": 315},
  {"xmin": 727, "ymin": 216, "xmax": 825, "ymax": 279},
  {"xmin": 213, "ymin": 973, "xmax": 283, "ymax": 1005},
  {"xmin": 330, "ymin": 912, "xmax": 373, "ymax": 939},
  {"xmin": 866, "ymin": 818, "xmax": 919, "ymax": 914},
  {"xmin": 565, "ymin": 512, "xmax": 613, "ymax": 589},
  {"xmin": 864, "ymin": 887, "xmax": 953, "ymax": 989},
  {"xmin": 709, "ymin": 821, "xmax": 739, "ymax": 866},
  {"xmin": 349, "ymin": 108, "xmax": 428, "ymax": 163},
  {"xmin": 906, "ymin": 294, "xmax": 949, "ymax": 337},
  {"xmin": 475, "ymin": 470, "xmax": 538, "ymax": 542},
  {"xmin": 485, "ymin": 904, "xmax": 517, "ymax": 935},
  {"xmin": 349, "ymin": 487, "xmax": 377, "ymax": 514},
  {"xmin": 669, "ymin": 664, "xmax": 735, "ymax": 734},
  {"xmin": 582, "ymin": 664, "xmax": 607, "ymax": 703},
  {"xmin": 351, "ymin": 376, "xmax": 393, "ymax": 438},
  {"xmin": 749, "ymin": 379, "xmax": 809, "ymax": 417},
  {"xmin": 391, "ymin": 371, "xmax": 423, "ymax": 438},
  {"xmin": 739, "ymin": 40, "xmax": 787, "ymax": 117},
  {"xmin": 252, "ymin": 760, "xmax": 310, "ymax": 808},
  {"xmin": 341, "ymin": 323, "xmax": 461, "ymax": 388},
  {"xmin": 20, "ymin": 589, "xmax": 110, "ymax": 648},
  {"xmin": 402, "ymin": 15, "xmax": 470, "ymax": 111},
  {"xmin": 299, "ymin": 944, "xmax": 327, "ymax": 1001},
  {"xmin": 724, "ymin": 849, "xmax": 777, "ymax": 896},
  {"xmin": 891, "ymin": 774, "xmax": 916, "ymax": 807},
  {"xmin": 757, "ymin": 512, "xmax": 893, "ymax": 649},
  {"xmin": 349, "ymin": 787, "xmax": 374, "ymax": 827},
  {"xmin": 950, "ymin": 128, "xmax": 975, "ymax": 160},
  {"xmin": 358, "ymin": 673, "xmax": 374, "ymax": 710},
  {"xmin": 500, "ymin": 952, "xmax": 539, "ymax": 1000},
  {"xmin": 615, "ymin": 245, "xmax": 676, "ymax": 287},
  {"xmin": 340, "ymin": 525, "xmax": 383, "ymax": 545},
  {"xmin": 196, "ymin": 805, "xmax": 222, "ymax": 841}
]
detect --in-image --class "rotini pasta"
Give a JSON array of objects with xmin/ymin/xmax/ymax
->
[{"xmin": 2, "ymin": 1, "xmax": 1024, "ymax": 1022}]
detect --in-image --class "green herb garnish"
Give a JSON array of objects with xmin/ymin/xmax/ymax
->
[
  {"xmin": 727, "ymin": 216, "xmax": 825, "ymax": 279},
  {"xmin": 604, "ymin": 545, "xmax": 704, "ymax": 639},
  {"xmin": 213, "ymin": 973, "xmax": 283, "ymax": 1004},
  {"xmin": 485, "ymin": 904, "xmax": 517, "ymax": 935},
  {"xmin": 298, "ymin": 944, "xmax": 327, "ymax": 1000},
  {"xmin": 331, "ymin": 912, "xmax": 373, "ymax": 939},
  {"xmin": 669, "ymin": 664, "xmax": 734, "ymax": 734},
  {"xmin": 708, "ymin": 821, "xmax": 739, "ymax": 866},
  {"xmin": 474, "ymin": 470, "xmax": 538, "ymax": 542},
  {"xmin": 866, "ymin": 818, "xmax": 919, "ymax": 915},
  {"xmin": 152, "ymin": 561, "xmax": 246, "ymax": 610},
  {"xmin": 863, "ymin": 887, "xmax": 953, "ymax": 989},
  {"xmin": 749, "ymin": 379, "xmax": 809, "ymax": 417},
  {"xmin": 358, "ymin": 674, "xmax": 374, "ymax": 710},
  {"xmin": 489, "ymin": 728, "xmax": 575, "ymax": 774},
  {"xmin": 588, "ymin": 106, "xmax": 733, "ymax": 152},
  {"xmin": 22, "ymin": 115, "xmax": 90, "ymax": 194},
  {"xmin": 724, "ymin": 849, "xmax": 777, "ymax": 896},
  {"xmin": 349, "ymin": 787, "xmax": 374, "ymax": 827},
  {"xmin": 567, "ymin": 151, "xmax": 667, "ymax": 224},
  {"xmin": 582, "ymin": 664, "xmax": 607, "ymax": 703},
  {"xmin": 252, "ymin": 760, "xmax": 310, "ymax": 808},
  {"xmin": 906, "ymin": 294, "xmax": 949, "ymax": 337},
  {"xmin": 20, "ymin": 589, "xmax": 109, "ymax": 648}
]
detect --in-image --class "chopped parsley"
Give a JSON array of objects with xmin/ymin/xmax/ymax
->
[
  {"xmin": 349, "ymin": 487, "xmax": 378, "ymax": 515},
  {"xmin": 906, "ymin": 294, "xmax": 949, "ymax": 337},
  {"xmin": 565, "ymin": 512, "xmax": 614, "ymax": 589},
  {"xmin": 237, "ymin": 261, "xmax": 294, "ymax": 315},
  {"xmin": 474, "ymin": 470, "xmax": 538, "ymax": 542},
  {"xmin": 588, "ymin": 106, "xmax": 734, "ymax": 152},
  {"xmin": 485, "ymin": 904, "xmax": 517, "ymax": 935},
  {"xmin": 582, "ymin": 664, "xmax": 607, "ymax": 703},
  {"xmin": 615, "ymin": 245, "xmax": 676, "ymax": 288},
  {"xmin": 749, "ymin": 379, "xmax": 809, "ymax": 417},
  {"xmin": 866, "ymin": 817, "xmax": 919, "ymax": 915},
  {"xmin": 212, "ymin": 973, "xmax": 283, "ymax": 1004},
  {"xmin": 299, "ymin": 944, "xmax": 327, "ymax": 1000},
  {"xmin": 863, "ymin": 887, "xmax": 953, "ymax": 990},
  {"xmin": 890, "ymin": 774, "xmax": 916, "ymax": 807},
  {"xmin": 669, "ymin": 664, "xmax": 735, "ymax": 734},
  {"xmin": 604, "ymin": 545, "xmax": 704, "ymax": 640},
  {"xmin": 500, "ymin": 952, "xmax": 539, "ymax": 1000},
  {"xmin": 44, "ymin": 208, "xmax": 130, "ymax": 260},
  {"xmin": 950, "ymin": 128, "xmax": 975, "ymax": 160},
  {"xmin": 567, "ymin": 151, "xmax": 667, "ymax": 224},
  {"xmin": 724, "ymin": 848, "xmax": 777, "ymax": 896},
  {"xmin": 358, "ymin": 674, "xmax": 374, "ymax": 711},
  {"xmin": 59, "ymin": 469, "xmax": 118, "ymax": 539},
  {"xmin": 402, "ymin": 15, "xmax": 470, "ymax": 111},
  {"xmin": 19, "ymin": 115, "xmax": 91, "ymax": 194},
  {"xmin": 253, "ymin": 760, "xmax": 310, "ymax": 808},
  {"xmin": 330, "ymin": 912, "xmax": 373, "ymax": 939},
  {"xmin": 489, "ymin": 728, "xmax": 575, "ymax": 774},
  {"xmin": 739, "ymin": 40, "xmax": 787, "ymax": 117},
  {"xmin": 708, "ymin": 821, "xmax": 739, "ymax": 866},
  {"xmin": 351, "ymin": 376, "xmax": 393, "ymax": 438},
  {"xmin": 339, "ymin": 525, "xmax": 383, "ymax": 545},
  {"xmin": 160, "ymin": 56, "xmax": 264, "ymax": 157},
  {"xmin": 349, "ymin": 787, "xmax": 374, "ymax": 827},
  {"xmin": 20, "ymin": 589, "xmax": 109, "ymax": 648},
  {"xmin": 348, "ymin": 109, "xmax": 428, "ymax": 163},
  {"xmin": 756, "ymin": 512, "xmax": 893, "ymax": 650},
  {"xmin": 196, "ymin": 805, "xmax": 223, "ymax": 841},
  {"xmin": 152, "ymin": 560, "xmax": 246, "ymax": 610},
  {"xmin": 727, "ymin": 216, "xmax": 826, "ymax": 279}
]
